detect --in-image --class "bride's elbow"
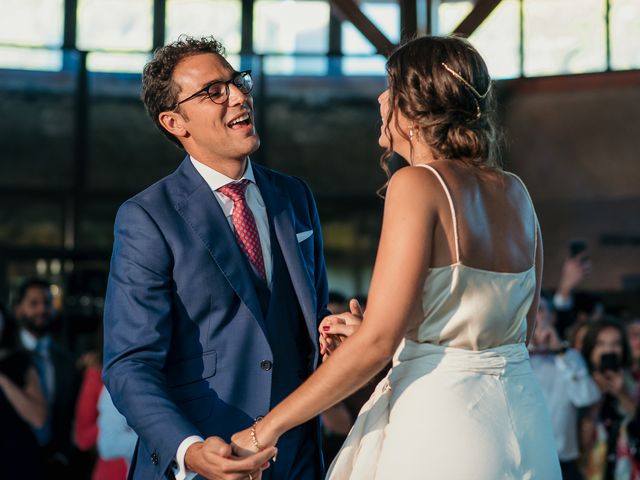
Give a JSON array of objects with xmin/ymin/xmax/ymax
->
[{"xmin": 359, "ymin": 330, "xmax": 399, "ymax": 365}]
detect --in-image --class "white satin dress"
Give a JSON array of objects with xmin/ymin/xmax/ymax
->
[{"xmin": 327, "ymin": 165, "xmax": 561, "ymax": 480}]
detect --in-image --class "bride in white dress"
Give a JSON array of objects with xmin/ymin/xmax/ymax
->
[{"xmin": 232, "ymin": 35, "xmax": 561, "ymax": 479}]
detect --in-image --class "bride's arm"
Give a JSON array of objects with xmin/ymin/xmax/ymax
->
[{"xmin": 232, "ymin": 166, "xmax": 439, "ymax": 451}]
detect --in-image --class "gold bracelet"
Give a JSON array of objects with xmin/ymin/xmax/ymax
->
[{"xmin": 250, "ymin": 418, "xmax": 264, "ymax": 451}]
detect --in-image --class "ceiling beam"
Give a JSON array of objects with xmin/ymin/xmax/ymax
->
[
  {"xmin": 330, "ymin": 0, "xmax": 396, "ymax": 56},
  {"xmin": 453, "ymin": 0, "xmax": 502, "ymax": 37}
]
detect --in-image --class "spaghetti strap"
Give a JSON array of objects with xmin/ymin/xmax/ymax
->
[
  {"xmin": 417, "ymin": 164, "xmax": 460, "ymax": 263},
  {"xmin": 505, "ymin": 171, "xmax": 539, "ymax": 266}
]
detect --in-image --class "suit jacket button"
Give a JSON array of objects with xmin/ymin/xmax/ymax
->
[
  {"xmin": 151, "ymin": 452, "xmax": 159, "ymax": 465},
  {"xmin": 260, "ymin": 360, "xmax": 273, "ymax": 371}
]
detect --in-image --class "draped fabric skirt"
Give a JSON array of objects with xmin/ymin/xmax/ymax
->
[{"xmin": 327, "ymin": 341, "xmax": 561, "ymax": 480}]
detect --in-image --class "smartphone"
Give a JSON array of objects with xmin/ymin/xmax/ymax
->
[
  {"xmin": 569, "ymin": 239, "xmax": 587, "ymax": 258},
  {"xmin": 599, "ymin": 352, "xmax": 621, "ymax": 373}
]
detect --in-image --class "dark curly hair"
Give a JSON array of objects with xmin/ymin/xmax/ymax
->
[
  {"xmin": 381, "ymin": 35, "xmax": 501, "ymax": 177},
  {"xmin": 141, "ymin": 35, "xmax": 227, "ymax": 148},
  {"xmin": 581, "ymin": 317, "xmax": 632, "ymax": 373}
]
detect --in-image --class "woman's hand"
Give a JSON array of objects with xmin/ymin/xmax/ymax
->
[
  {"xmin": 319, "ymin": 299, "xmax": 364, "ymax": 360},
  {"xmin": 231, "ymin": 421, "xmax": 279, "ymax": 460}
]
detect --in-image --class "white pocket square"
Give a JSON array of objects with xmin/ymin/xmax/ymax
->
[{"xmin": 296, "ymin": 230, "xmax": 313, "ymax": 243}]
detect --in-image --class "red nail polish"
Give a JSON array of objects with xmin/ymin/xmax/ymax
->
[{"xmin": 322, "ymin": 326, "xmax": 330, "ymax": 331}]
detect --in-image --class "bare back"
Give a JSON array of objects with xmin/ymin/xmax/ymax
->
[
  {"xmin": 425, "ymin": 160, "xmax": 537, "ymax": 274},
  {"xmin": 407, "ymin": 161, "xmax": 541, "ymax": 349}
]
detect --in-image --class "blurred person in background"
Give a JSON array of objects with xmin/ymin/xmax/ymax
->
[
  {"xmin": 554, "ymin": 242, "xmax": 592, "ymax": 339},
  {"xmin": 14, "ymin": 277, "xmax": 81, "ymax": 477},
  {"xmin": 625, "ymin": 318, "xmax": 640, "ymax": 386},
  {"xmin": 580, "ymin": 318, "xmax": 640, "ymax": 480},
  {"xmin": 529, "ymin": 295, "xmax": 600, "ymax": 479},
  {"xmin": 96, "ymin": 382, "xmax": 138, "ymax": 476},
  {"xmin": 75, "ymin": 347, "xmax": 134, "ymax": 480},
  {"xmin": 568, "ymin": 319, "xmax": 593, "ymax": 353},
  {"xmin": 0, "ymin": 302, "xmax": 47, "ymax": 479}
]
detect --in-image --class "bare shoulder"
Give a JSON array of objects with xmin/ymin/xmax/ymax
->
[{"xmin": 387, "ymin": 165, "xmax": 443, "ymax": 200}]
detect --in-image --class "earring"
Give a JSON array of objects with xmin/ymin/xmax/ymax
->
[{"xmin": 409, "ymin": 125, "xmax": 414, "ymax": 141}]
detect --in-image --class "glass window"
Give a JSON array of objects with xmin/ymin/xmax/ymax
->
[
  {"xmin": 0, "ymin": 47, "xmax": 63, "ymax": 71},
  {"xmin": 263, "ymin": 56, "xmax": 327, "ymax": 75},
  {"xmin": 523, "ymin": 0, "xmax": 607, "ymax": 76},
  {"xmin": 254, "ymin": 0, "xmax": 330, "ymax": 54},
  {"xmin": 86, "ymin": 52, "xmax": 151, "ymax": 73},
  {"xmin": 341, "ymin": 2, "xmax": 399, "ymax": 75},
  {"xmin": 165, "ymin": 0, "xmax": 242, "ymax": 52},
  {"xmin": 610, "ymin": 0, "xmax": 640, "ymax": 70},
  {"xmin": 437, "ymin": 0, "xmax": 474, "ymax": 35},
  {"xmin": 341, "ymin": 2, "xmax": 399, "ymax": 55},
  {"xmin": 0, "ymin": 0, "xmax": 64, "ymax": 47},
  {"xmin": 469, "ymin": 0, "xmax": 520, "ymax": 79},
  {"xmin": 77, "ymin": 0, "xmax": 153, "ymax": 52}
]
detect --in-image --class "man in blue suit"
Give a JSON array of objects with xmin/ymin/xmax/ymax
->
[{"xmin": 103, "ymin": 36, "xmax": 330, "ymax": 480}]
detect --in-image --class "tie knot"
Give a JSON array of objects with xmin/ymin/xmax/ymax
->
[{"xmin": 218, "ymin": 180, "xmax": 250, "ymax": 202}]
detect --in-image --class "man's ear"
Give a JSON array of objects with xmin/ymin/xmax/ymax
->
[{"xmin": 159, "ymin": 111, "xmax": 188, "ymax": 139}]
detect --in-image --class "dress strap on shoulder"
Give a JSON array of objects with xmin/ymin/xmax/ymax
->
[
  {"xmin": 505, "ymin": 171, "xmax": 539, "ymax": 265},
  {"xmin": 416, "ymin": 164, "xmax": 460, "ymax": 263}
]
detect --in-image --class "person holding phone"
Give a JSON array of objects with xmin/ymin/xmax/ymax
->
[
  {"xmin": 580, "ymin": 318, "xmax": 640, "ymax": 479},
  {"xmin": 529, "ymin": 296, "xmax": 600, "ymax": 480}
]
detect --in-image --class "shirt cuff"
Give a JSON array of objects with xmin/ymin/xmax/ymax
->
[
  {"xmin": 553, "ymin": 292, "xmax": 573, "ymax": 311},
  {"xmin": 173, "ymin": 435, "xmax": 204, "ymax": 480}
]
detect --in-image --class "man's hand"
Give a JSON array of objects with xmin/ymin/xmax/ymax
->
[
  {"xmin": 185, "ymin": 436, "xmax": 275, "ymax": 480},
  {"xmin": 557, "ymin": 253, "xmax": 591, "ymax": 298},
  {"xmin": 319, "ymin": 298, "xmax": 363, "ymax": 361}
]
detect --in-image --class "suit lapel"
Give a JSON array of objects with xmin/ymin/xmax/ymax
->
[
  {"xmin": 173, "ymin": 159, "xmax": 267, "ymax": 333},
  {"xmin": 254, "ymin": 166, "xmax": 317, "ymax": 343}
]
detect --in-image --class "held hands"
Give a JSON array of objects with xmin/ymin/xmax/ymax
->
[
  {"xmin": 184, "ymin": 436, "xmax": 276, "ymax": 480},
  {"xmin": 319, "ymin": 299, "xmax": 364, "ymax": 361}
]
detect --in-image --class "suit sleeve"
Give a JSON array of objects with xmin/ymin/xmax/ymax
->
[{"xmin": 102, "ymin": 200, "xmax": 200, "ymax": 477}]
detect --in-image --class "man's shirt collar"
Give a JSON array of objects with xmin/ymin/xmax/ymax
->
[{"xmin": 190, "ymin": 156, "xmax": 256, "ymax": 192}]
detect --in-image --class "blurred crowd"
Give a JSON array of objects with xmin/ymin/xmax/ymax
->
[{"xmin": 0, "ymin": 246, "xmax": 638, "ymax": 480}]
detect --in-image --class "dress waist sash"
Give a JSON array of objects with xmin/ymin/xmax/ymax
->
[{"xmin": 391, "ymin": 340, "xmax": 531, "ymax": 378}]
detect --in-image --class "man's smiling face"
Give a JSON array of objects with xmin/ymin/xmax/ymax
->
[{"xmin": 170, "ymin": 53, "xmax": 260, "ymax": 164}]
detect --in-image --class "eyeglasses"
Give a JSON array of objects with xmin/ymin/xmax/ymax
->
[{"xmin": 174, "ymin": 70, "xmax": 253, "ymax": 109}]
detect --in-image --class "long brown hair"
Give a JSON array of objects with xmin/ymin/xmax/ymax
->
[{"xmin": 380, "ymin": 35, "xmax": 501, "ymax": 179}]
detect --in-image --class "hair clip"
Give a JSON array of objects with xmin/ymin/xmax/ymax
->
[
  {"xmin": 441, "ymin": 62, "xmax": 491, "ymax": 119},
  {"xmin": 441, "ymin": 62, "xmax": 491, "ymax": 99}
]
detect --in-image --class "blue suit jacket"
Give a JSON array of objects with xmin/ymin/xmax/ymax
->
[{"xmin": 103, "ymin": 158, "xmax": 330, "ymax": 479}]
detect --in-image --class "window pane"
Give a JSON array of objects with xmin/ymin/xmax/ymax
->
[
  {"xmin": 0, "ymin": 196, "xmax": 64, "ymax": 247},
  {"xmin": 341, "ymin": 56, "xmax": 386, "ymax": 76},
  {"xmin": 86, "ymin": 52, "xmax": 151, "ymax": 73},
  {"xmin": 254, "ymin": 0, "xmax": 330, "ymax": 54},
  {"xmin": 469, "ymin": 0, "xmax": 520, "ymax": 79},
  {"xmin": 77, "ymin": 0, "xmax": 153, "ymax": 51},
  {"xmin": 341, "ymin": 3, "xmax": 399, "ymax": 55},
  {"xmin": 263, "ymin": 56, "xmax": 327, "ymax": 75},
  {"xmin": 524, "ymin": 0, "xmax": 607, "ymax": 76},
  {"xmin": 437, "ymin": 1, "xmax": 473, "ymax": 35},
  {"xmin": 166, "ymin": 0, "xmax": 242, "ymax": 52},
  {"xmin": 611, "ymin": 0, "xmax": 640, "ymax": 70},
  {"xmin": 0, "ymin": 0, "xmax": 64, "ymax": 47},
  {"xmin": 0, "ymin": 46, "xmax": 63, "ymax": 71}
]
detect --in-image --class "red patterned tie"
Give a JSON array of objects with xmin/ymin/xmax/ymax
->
[{"xmin": 218, "ymin": 180, "xmax": 266, "ymax": 280}]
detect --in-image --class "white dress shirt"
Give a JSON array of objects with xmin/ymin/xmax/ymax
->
[
  {"xmin": 529, "ymin": 348, "xmax": 600, "ymax": 461},
  {"xmin": 191, "ymin": 156, "xmax": 273, "ymax": 285},
  {"xmin": 173, "ymin": 157, "xmax": 273, "ymax": 480}
]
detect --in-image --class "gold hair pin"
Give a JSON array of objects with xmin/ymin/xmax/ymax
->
[{"xmin": 441, "ymin": 62, "xmax": 491, "ymax": 119}]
